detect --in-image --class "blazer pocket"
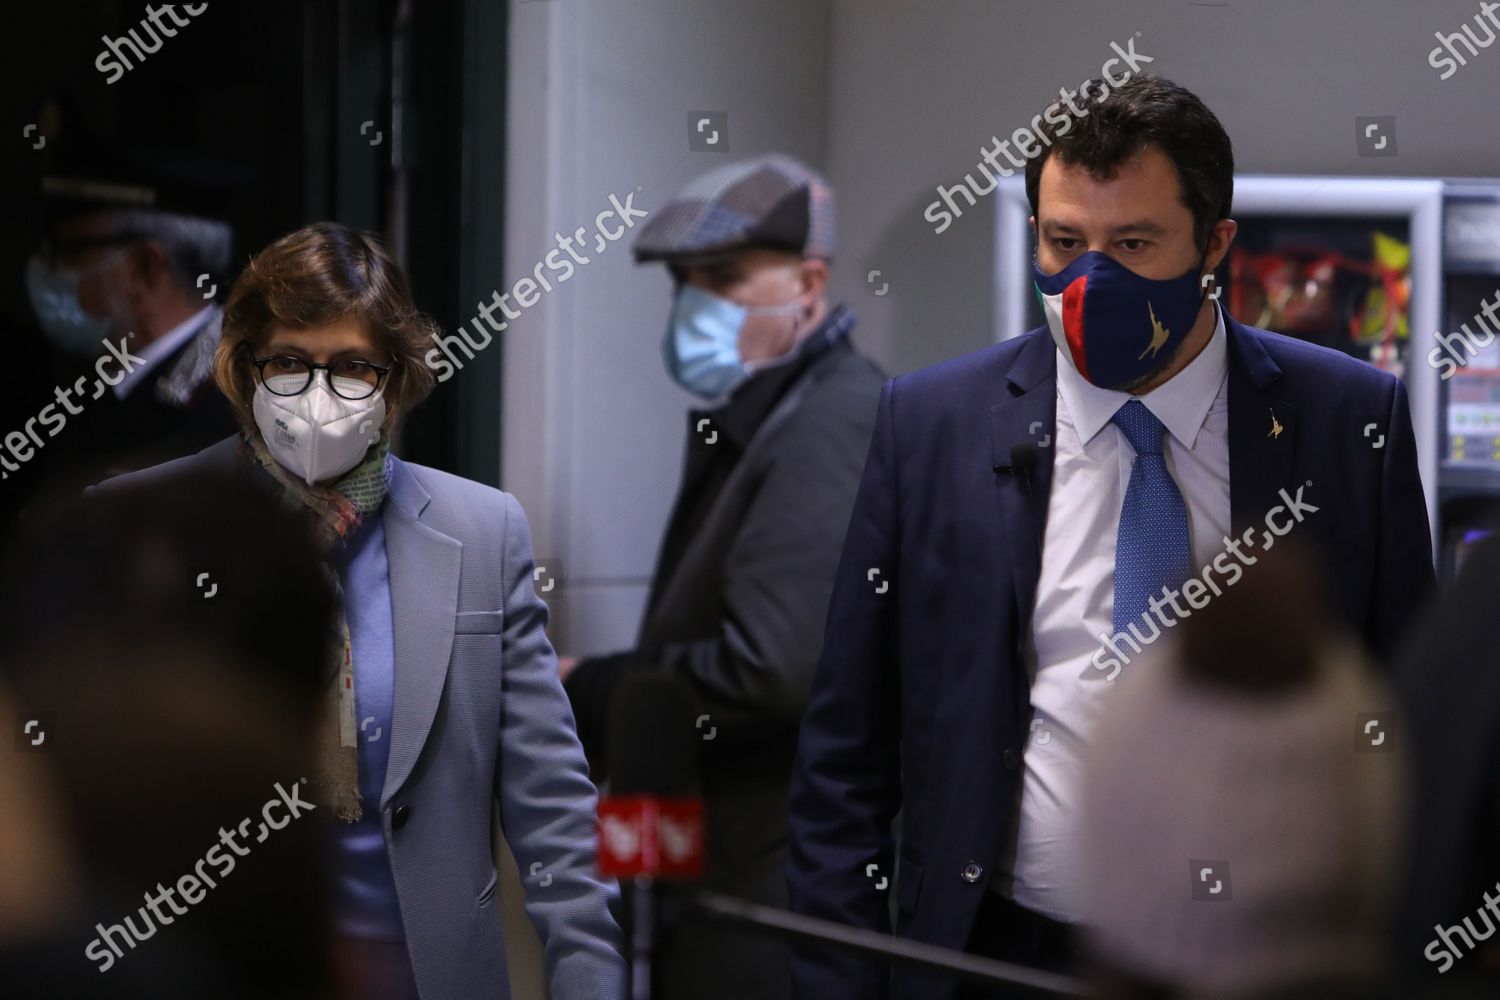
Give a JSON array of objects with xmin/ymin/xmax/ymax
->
[
  {"xmin": 455, "ymin": 610, "xmax": 504, "ymax": 635},
  {"xmin": 894, "ymin": 851, "xmax": 926, "ymax": 936},
  {"xmin": 477, "ymin": 868, "xmax": 499, "ymax": 907}
]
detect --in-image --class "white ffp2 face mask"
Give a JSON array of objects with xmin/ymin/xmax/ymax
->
[{"xmin": 252, "ymin": 371, "xmax": 385, "ymax": 485}]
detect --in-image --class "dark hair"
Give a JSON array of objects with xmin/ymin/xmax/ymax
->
[
  {"xmin": 1024, "ymin": 74, "xmax": 1234, "ymax": 254},
  {"xmin": 215, "ymin": 221, "xmax": 438, "ymax": 434}
]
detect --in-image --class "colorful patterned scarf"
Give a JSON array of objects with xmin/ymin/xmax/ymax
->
[{"xmin": 239, "ymin": 429, "xmax": 392, "ymax": 822}]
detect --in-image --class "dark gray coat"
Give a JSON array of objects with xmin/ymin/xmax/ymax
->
[{"xmin": 566, "ymin": 305, "xmax": 884, "ymax": 1000}]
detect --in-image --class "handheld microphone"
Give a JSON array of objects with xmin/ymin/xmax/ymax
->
[
  {"xmin": 598, "ymin": 670, "xmax": 706, "ymax": 880},
  {"xmin": 599, "ymin": 671, "xmax": 707, "ymax": 1000}
]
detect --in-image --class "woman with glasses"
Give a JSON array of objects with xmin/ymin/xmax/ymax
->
[{"xmin": 102, "ymin": 221, "xmax": 625, "ymax": 1000}]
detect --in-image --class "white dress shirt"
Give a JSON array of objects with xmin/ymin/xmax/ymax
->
[
  {"xmin": 113, "ymin": 305, "xmax": 216, "ymax": 400},
  {"xmin": 994, "ymin": 303, "xmax": 1231, "ymax": 923}
]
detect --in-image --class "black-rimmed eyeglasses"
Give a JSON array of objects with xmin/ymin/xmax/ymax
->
[{"xmin": 252, "ymin": 356, "xmax": 392, "ymax": 400}]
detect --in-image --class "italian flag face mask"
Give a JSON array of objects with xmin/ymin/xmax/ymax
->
[{"xmin": 1033, "ymin": 249, "xmax": 1208, "ymax": 391}]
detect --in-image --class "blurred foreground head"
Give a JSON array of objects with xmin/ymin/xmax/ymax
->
[
  {"xmin": 1081, "ymin": 541, "xmax": 1405, "ymax": 999},
  {"xmin": 0, "ymin": 473, "xmax": 337, "ymax": 998}
]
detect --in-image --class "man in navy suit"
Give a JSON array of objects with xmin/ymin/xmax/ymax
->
[{"xmin": 786, "ymin": 73, "xmax": 1434, "ymax": 1000}]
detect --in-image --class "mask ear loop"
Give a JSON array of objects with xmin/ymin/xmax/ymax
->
[
  {"xmin": 756, "ymin": 273, "xmax": 810, "ymax": 345},
  {"xmin": 787, "ymin": 292, "xmax": 806, "ymax": 344}
]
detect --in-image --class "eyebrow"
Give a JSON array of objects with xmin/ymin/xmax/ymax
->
[
  {"xmin": 263, "ymin": 344, "xmax": 375, "ymax": 360},
  {"xmin": 1040, "ymin": 219, "xmax": 1169, "ymax": 237}
]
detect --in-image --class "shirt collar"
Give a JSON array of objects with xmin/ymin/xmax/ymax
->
[
  {"xmin": 1055, "ymin": 301, "xmax": 1227, "ymax": 449},
  {"xmin": 113, "ymin": 305, "xmax": 217, "ymax": 399}
]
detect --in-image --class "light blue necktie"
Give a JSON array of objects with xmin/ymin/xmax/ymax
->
[{"xmin": 1111, "ymin": 399, "xmax": 1193, "ymax": 634}]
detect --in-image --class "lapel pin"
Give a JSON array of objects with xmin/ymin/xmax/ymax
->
[{"xmin": 1268, "ymin": 408, "xmax": 1284, "ymax": 439}]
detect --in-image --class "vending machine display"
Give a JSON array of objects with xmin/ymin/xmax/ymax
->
[
  {"xmin": 1227, "ymin": 225, "xmax": 1412, "ymax": 376},
  {"xmin": 1446, "ymin": 368, "xmax": 1500, "ymax": 468}
]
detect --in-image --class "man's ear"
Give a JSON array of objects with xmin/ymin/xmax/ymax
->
[
  {"xmin": 1205, "ymin": 218, "xmax": 1237, "ymax": 274},
  {"xmin": 799, "ymin": 257, "xmax": 830, "ymax": 302},
  {"xmin": 124, "ymin": 240, "xmax": 172, "ymax": 297}
]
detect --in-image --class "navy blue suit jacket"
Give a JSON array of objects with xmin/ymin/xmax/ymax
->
[{"xmin": 785, "ymin": 315, "xmax": 1435, "ymax": 1000}]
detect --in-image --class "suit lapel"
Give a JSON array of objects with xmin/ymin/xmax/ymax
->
[
  {"xmin": 988, "ymin": 333, "xmax": 1057, "ymax": 641},
  {"xmin": 380, "ymin": 457, "xmax": 462, "ymax": 809},
  {"xmin": 1225, "ymin": 316, "xmax": 1298, "ymax": 525}
]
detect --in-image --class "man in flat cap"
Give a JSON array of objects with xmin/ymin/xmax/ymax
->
[
  {"xmin": 561, "ymin": 153, "xmax": 885, "ymax": 1000},
  {"xmin": 23, "ymin": 140, "xmax": 240, "ymax": 488}
]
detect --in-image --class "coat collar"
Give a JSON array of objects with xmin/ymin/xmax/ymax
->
[
  {"xmin": 1222, "ymin": 312, "xmax": 1299, "ymax": 526},
  {"xmin": 386, "ymin": 452, "xmax": 433, "ymax": 521},
  {"xmin": 988, "ymin": 331, "xmax": 1058, "ymax": 664},
  {"xmin": 379, "ymin": 454, "xmax": 460, "ymax": 808},
  {"xmin": 988, "ymin": 329, "xmax": 1057, "ymax": 470}
]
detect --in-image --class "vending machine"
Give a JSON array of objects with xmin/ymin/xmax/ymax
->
[{"xmin": 1433, "ymin": 185, "xmax": 1500, "ymax": 579}]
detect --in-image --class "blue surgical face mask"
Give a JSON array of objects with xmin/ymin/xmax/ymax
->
[
  {"xmin": 662, "ymin": 284, "xmax": 801, "ymax": 400},
  {"xmin": 1033, "ymin": 250, "xmax": 1208, "ymax": 391},
  {"xmin": 25, "ymin": 255, "xmax": 117, "ymax": 356}
]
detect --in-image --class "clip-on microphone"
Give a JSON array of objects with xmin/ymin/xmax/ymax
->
[{"xmin": 997, "ymin": 442, "xmax": 1043, "ymax": 557}]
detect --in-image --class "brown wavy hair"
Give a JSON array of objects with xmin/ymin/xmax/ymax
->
[{"xmin": 214, "ymin": 222, "xmax": 438, "ymax": 433}]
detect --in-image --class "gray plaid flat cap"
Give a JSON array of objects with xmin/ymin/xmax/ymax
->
[{"xmin": 633, "ymin": 154, "xmax": 835, "ymax": 263}]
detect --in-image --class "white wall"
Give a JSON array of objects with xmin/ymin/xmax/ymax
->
[{"xmin": 503, "ymin": 0, "xmax": 833, "ymax": 656}]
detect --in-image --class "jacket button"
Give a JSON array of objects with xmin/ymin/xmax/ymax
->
[
  {"xmin": 961, "ymin": 862, "xmax": 984, "ymax": 883},
  {"xmin": 1002, "ymin": 748, "xmax": 1020, "ymax": 770},
  {"xmin": 392, "ymin": 805, "xmax": 411, "ymax": 830}
]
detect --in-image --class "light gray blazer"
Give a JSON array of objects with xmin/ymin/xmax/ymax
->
[{"xmin": 99, "ymin": 436, "xmax": 626, "ymax": 1000}]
